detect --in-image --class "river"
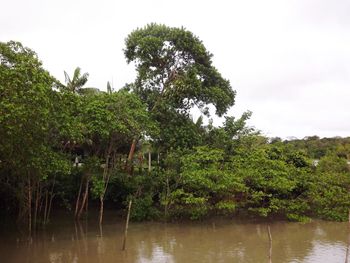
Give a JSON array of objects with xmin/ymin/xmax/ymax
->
[{"xmin": 0, "ymin": 213, "xmax": 349, "ymax": 263}]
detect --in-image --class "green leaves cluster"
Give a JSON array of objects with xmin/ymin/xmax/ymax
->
[
  {"xmin": 0, "ymin": 41, "xmax": 70, "ymax": 179},
  {"xmin": 125, "ymin": 24, "xmax": 235, "ymax": 116},
  {"xmin": 160, "ymin": 142, "xmax": 350, "ymax": 222}
]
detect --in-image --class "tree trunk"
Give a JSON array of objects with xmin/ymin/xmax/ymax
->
[
  {"xmin": 43, "ymin": 190, "xmax": 48, "ymax": 225},
  {"xmin": 346, "ymin": 224, "xmax": 350, "ymax": 263},
  {"xmin": 28, "ymin": 175, "xmax": 32, "ymax": 235},
  {"xmin": 138, "ymin": 152, "xmax": 143, "ymax": 174},
  {"xmin": 46, "ymin": 192, "xmax": 54, "ymax": 224},
  {"xmin": 46, "ymin": 175, "xmax": 56, "ymax": 224},
  {"xmin": 125, "ymin": 139, "xmax": 137, "ymax": 174},
  {"xmin": 75, "ymin": 178, "xmax": 83, "ymax": 219},
  {"xmin": 77, "ymin": 178, "xmax": 89, "ymax": 220},
  {"xmin": 128, "ymin": 139, "xmax": 136, "ymax": 161},
  {"xmin": 99, "ymin": 196, "xmax": 104, "ymax": 225},
  {"xmin": 98, "ymin": 144, "xmax": 113, "ymax": 225},
  {"xmin": 122, "ymin": 199, "xmax": 132, "ymax": 250},
  {"xmin": 267, "ymin": 225, "xmax": 272, "ymax": 263},
  {"xmin": 85, "ymin": 188, "xmax": 88, "ymax": 215},
  {"xmin": 164, "ymin": 176, "xmax": 169, "ymax": 220},
  {"xmin": 148, "ymin": 151, "xmax": 151, "ymax": 173},
  {"xmin": 34, "ymin": 182, "xmax": 40, "ymax": 229},
  {"xmin": 38, "ymin": 185, "xmax": 44, "ymax": 215}
]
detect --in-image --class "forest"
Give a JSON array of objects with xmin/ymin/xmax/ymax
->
[{"xmin": 1, "ymin": 24, "xmax": 350, "ymax": 234}]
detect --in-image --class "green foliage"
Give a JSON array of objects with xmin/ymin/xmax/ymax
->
[
  {"xmin": 308, "ymin": 174, "xmax": 350, "ymax": 221},
  {"xmin": 50, "ymin": 91, "xmax": 84, "ymax": 142},
  {"xmin": 166, "ymin": 188, "xmax": 209, "ymax": 220},
  {"xmin": 317, "ymin": 154, "xmax": 349, "ymax": 173},
  {"xmin": 81, "ymin": 90, "xmax": 157, "ymax": 148},
  {"xmin": 215, "ymin": 200, "xmax": 236, "ymax": 214},
  {"xmin": 0, "ymin": 41, "xmax": 76, "ymax": 221},
  {"xmin": 124, "ymin": 23, "xmax": 235, "ymax": 116},
  {"xmin": 125, "ymin": 23, "xmax": 236, "ymax": 153},
  {"xmin": 85, "ymin": 156, "xmax": 104, "ymax": 198},
  {"xmin": 0, "ymin": 41, "xmax": 68, "ymax": 174},
  {"xmin": 154, "ymin": 108, "xmax": 203, "ymax": 150},
  {"xmin": 230, "ymin": 144, "xmax": 313, "ymax": 219},
  {"xmin": 0, "ymin": 41, "xmax": 58, "ymax": 172},
  {"xmin": 164, "ymin": 146, "xmax": 246, "ymax": 219},
  {"xmin": 129, "ymin": 194, "xmax": 161, "ymax": 221},
  {"xmin": 285, "ymin": 136, "xmax": 350, "ymax": 160},
  {"xmin": 205, "ymin": 111, "xmax": 255, "ymax": 154}
]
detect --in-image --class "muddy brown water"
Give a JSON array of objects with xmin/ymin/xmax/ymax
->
[{"xmin": 0, "ymin": 214, "xmax": 349, "ymax": 263}]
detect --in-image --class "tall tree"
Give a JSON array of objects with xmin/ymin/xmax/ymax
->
[
  {"xmin": 124, "ymin": 23, "xmax": 235, "ymax": 116},
  {"xmin": 81, "ymin": 91, "xmax": 154, "ymax": 224},
  {"xmin": 124, "ymin": 23, "xmax": 236, "ymax": 154},
  {"xmin": 0, "ymin": 41, "xmax": 70, "ymax": 231}
]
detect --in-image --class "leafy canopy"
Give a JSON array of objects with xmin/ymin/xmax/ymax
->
[{"xmin": 124, "ymin": 23, "xmax": 235, "ymax": 116}]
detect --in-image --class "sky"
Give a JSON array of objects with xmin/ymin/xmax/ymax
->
[{"xmin": 1, "ymin": 0, "xmax": 349, "ymax": 139}]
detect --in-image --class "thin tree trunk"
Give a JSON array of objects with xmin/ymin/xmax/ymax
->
[
  {"xmin": 122, "ymin": 199, "xmax": 132, "ymax": 250},
  {"xmin": 345, "ymin": 224, "xmax": 350, "ymax": 263},
  {"xmin": 128, "ymin": 139, "xmax": 137, "ymax": 161},
  {"xmin": 125, "ymin": 139, "xmax": 137, "ymax": 174},
  {"xmin": 75, "ymin": 178, "xmax": 83, "ymax": 219},
  {"xmin": 267, "ymin": 225, "xmax": 272, "ymax": 263},
  {"xmin": 43, "ymin": 190, "xmax": 48, "ymax": 225},
  {"xmin": 99, "ymin": 170, "xmax": 113, "ymax": 225},
  {"xmin": 138, "ymin": 152, "xmax": 143, "ymax": 174},
  {"xmin": 46, "ymin": 193, "xmax": 55, "ymax": 224},
  {"xmin": 98, "ymin": 144, "xmax": 113, "ymax": 225},
  {"xmin": 46, "ymin": 175, "xmax": 56, "ymax": 224},
  {"xmin": 77, "ymin": 178, "xmax": 89, "ymax": 220},
  {"xmin": 164, "ymin": 176, "xmax": 169, "ymax": 220},
  {"xmin": 85, "ymin": 188, "xmax": 88, "ymax": 215},
  {"xmin": 28, "ymin": 175, "xmax": 32, "ymax": 235},
  {"xmin": 38, "ymin": 185, "xmax": 44, "ymax": 215},
  {"xmin": 148, "ymin": 151, "xmax": 151, "ymax": 173},
  {"xmin": 34, "ymin": 182, "xmax": 40, "ymax": 229},
  {"xmin": 99, "ymin": 196, "xmax": 104, "ymax": 225}
]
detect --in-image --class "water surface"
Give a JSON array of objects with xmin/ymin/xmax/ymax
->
[{"xmin": 1, "ymin": 214, "xmax": 349, "ymax": 263}]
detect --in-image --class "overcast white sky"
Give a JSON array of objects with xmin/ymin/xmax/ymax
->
[{"xmin": 1, "ymin": 0, "xmax": 349, "ymax": 139}]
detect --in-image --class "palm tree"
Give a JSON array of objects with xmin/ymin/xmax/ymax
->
[{"xmin": 64, "ymin": 67, "xmax": 89, "ymax": 93}]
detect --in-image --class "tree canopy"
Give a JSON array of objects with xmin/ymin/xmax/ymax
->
[{"xmin": 124, "ymin": 23, "xmax": 235, "ymax": 116}]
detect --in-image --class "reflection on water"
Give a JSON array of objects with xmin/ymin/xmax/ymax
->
[{"xmin": 0, "ymin": 215, "xmax": 349, "ymax": 263}]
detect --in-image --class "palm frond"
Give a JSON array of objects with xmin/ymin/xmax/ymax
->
[{"xmin": 64, "ymin": 71, "xmax": 71, "ymax": 84}]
